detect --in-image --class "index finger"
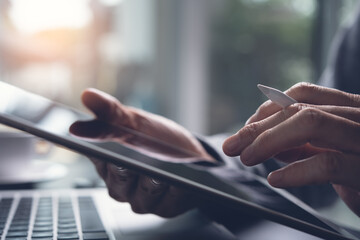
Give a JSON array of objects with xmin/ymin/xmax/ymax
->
[
  {"xmin": 247, "ymin": 82, "xmax": 360, "ymax": 124},
  {"xmin": 241, "ymin": 108, "xmax": 360, "ymax": 166}
]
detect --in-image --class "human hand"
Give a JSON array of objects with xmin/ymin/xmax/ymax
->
[
  {"xmin": 222, "ymin": 82, "xmax": 360, "ymax": 216},
  {"xmin": 70, "ymin": 89, "xmax": 214, "ymax": 217}
]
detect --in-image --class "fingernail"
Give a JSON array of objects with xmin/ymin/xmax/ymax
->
[
  {"xmin": 223, "ymin": 136, "xmax": 239, "ymax": 155},
  {"xmin": 268, "ymin": 171, "xmax": 283, "ymax": 187}
]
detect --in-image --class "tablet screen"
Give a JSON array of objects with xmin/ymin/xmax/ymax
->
[{"xmin": 0, "ymin": 81, "xmax": 356, "ymax": 240}]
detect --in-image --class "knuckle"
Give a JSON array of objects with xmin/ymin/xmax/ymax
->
[
  {"xmin": 92, "ymin": 160, "xmax": 107, "ymax": 179},
  {"xmin": 131, "ymin": 203, "xmax": 147, "ymax": 214},
  {"xmin": 107, "ymin": 188, "xmax": 126, "ymax": 202},
  {"xmin": 293, "ymin": 103, "xmax": 309, "ymax": 112},
  {"xmin": 288, "ymin": 82, "xmax": 318, "ymax": 98},
  {"xmin": 259, "ymin": 128, "xmax": 273, "ymax": 143},
  {"xmin": 320, "ymin": 152, "xmax": 342, "ymax": 178},
  {"xmin": 292, "ymin": 82, "xmax": 316, "ymax": 93},
  {"xmin": 346, "ymin": 93, "xmax": 360, "ymax": 107},
  {"xmin": 167, "ymin": 186, "xmax": 185, "ymax": 198},
  {"xmin": 242, "ymin": 122, "xmax": 261, "ymax": 140},
  {"xmin": 282, "ymin": 103, "xmax": 306, "ymax": 119},
  {"xmin": 297, "ymin": 107, "xmax": 323, "ymax": 128}
]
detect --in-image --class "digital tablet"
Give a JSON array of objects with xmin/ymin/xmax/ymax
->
[{"xmin": 0, "ymin": 81, "xmax": 358, "ymax": 240}]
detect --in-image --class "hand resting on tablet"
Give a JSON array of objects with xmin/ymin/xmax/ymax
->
[{"xmin": 70, "ymin": 88, "xmax": 215, "ymax": 217}]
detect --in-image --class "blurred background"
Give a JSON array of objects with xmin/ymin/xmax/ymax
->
[
  {"xmin": 2, "ymin": 0, "xmax": 360, "ymax": 229},
  {"xmin": 0, "ymin": 0, "xmax": 358, "ymax": 135}
]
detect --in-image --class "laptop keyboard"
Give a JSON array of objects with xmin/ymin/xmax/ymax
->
[{"xmin": 0, "ymin": 195, "xmax": 109, "ymax": 240}]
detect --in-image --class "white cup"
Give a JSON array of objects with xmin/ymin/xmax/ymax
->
[{"xmin": 0, "ymin": 129, "xmax": 52, "ymax": 177}]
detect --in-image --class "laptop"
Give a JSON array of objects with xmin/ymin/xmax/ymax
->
[
  {"xmin": 0, "ymin": 81, "xmax": 359, "ymax": 240},
  {"xmin": 0, "ymin": 188, "xmax": 240, "ymax": 240}
]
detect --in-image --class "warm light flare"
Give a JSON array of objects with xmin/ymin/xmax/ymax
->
[{"xmin": 9, "ymin": 0, "xmax": 92, "ymax": 34}]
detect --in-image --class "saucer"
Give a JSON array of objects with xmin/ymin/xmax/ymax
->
[{"xmin": 0, "ymin": 160, "xmax": 67, "ymax": 185}]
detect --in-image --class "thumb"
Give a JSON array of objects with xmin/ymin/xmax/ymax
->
[{"xmin": 81, "ymin": 88, "xmax": 130, "ymax": 125}]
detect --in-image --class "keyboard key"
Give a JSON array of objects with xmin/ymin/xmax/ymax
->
[
  {"xmin": 5, "ymin": 231, "xmax": 28, "ymax": 237},
  {"xmin": 31, "ymin": 231, "xmax": 53, "ymax": 238},
  {"xmin": 34, "ymin": 217, "xmax": 53, "ymax": 222},
  {"xmin": 10, "ymin": 221, "xmax": 29, "ymax": 226},
  {"xmin": 1, "ymin": 198, "xmax": 14, "ymax": 204},
  {"xmin": 79, "ymin": 212, "xmax": 105, "ymax": 232},
  {"xmin": 78, "ymin": 198, "xmax": 105, "ymax": 233},
  {"xmin": 8, "ymin": 225, "xmax": 29, "ymax": 231},
  {"xmin": 58, "ymin": 223, "xmax": 77, "ymax": 229},
  {"xmin": 57, "ymin": 233, "xmax": 79, "ymax": 240},
  {"xmin": 58, "ymin": 218, "xmax": 76, "ymax": 224},
  {"xmin": 33, "ymin": 222, "xmax": 52, "ymax": 227},
  {"xmin": 83, "ymin": 231, "xmax": 109, "ymax": 240},
  {"xmin": 5, "ymin": 237, "xmax": 27, "ymax": 240},
  {"xmin": 57, "ymin": 228, "xmax": 78, "ymax": 234},
  {"xmin": 36, "ymin": 212, "xmax": 52, "ymax": 218},
  {"xmin": 32, "ymin": 226, "xmax": 53, "ymax": 232}
]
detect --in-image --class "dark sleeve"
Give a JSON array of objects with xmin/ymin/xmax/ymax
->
[{"xmin": 318, "ymin": 3, "xmax": 360, "ymax": 93}]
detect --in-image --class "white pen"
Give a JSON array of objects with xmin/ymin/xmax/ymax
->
[{"xmin": 257, "ymin": 84, "xmax": 298, "ymax": 108}]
